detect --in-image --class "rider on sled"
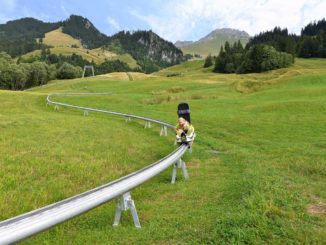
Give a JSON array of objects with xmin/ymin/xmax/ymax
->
[{"xmin": 175, "ymin": 117, "xmax": 195, "ymax": 145}]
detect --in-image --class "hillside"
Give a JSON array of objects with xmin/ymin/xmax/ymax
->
[
  {"xmin": 105, "ymin": 30, "xmax": 184, "ymax": 73},
  {"xmin": 1, "ymin": 58, "xmax": 325, "ymax": 243},
  {"xmin": 0, "ymin": 17, "xmax": 60, "ymax": 57},
  {"xmin": 61, "ymin": 15, "xmax": 109, "ymax": 49},
  {"xmin": 176, "ymin": 28, "xmax": 250, "ymax": 57},
  {"xmin": 0, "ymin": 15, "xmax": 183, "ymax": 73},
  {"xmin": 42, "ymin": 27, "xmax": 82, "ymax": 47},
  {"xmin": 19, "ymin": 27, "xmax": 139, "ymax": 68},
  {"xmin": 20, "ymin": 47, "xmax": 140, "ymax": 69}
]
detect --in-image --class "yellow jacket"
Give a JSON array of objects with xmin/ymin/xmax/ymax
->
[{"xmin": 175, "ymin": 122, "xmax": 195, "ymax": 143}]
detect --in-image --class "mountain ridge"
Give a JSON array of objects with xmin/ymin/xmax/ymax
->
[
  {"xmin": 61, "ymin": 15, "xmax": 109, "ymax": 49},
  {"xmin": 175, "ymin": 28, "xmax": 250, "ymax": 57},
  {"xmin": 106, "ymin": 30, "xmax": 184, "ymax": 73},
  {"xmin": 0, "ymin": 15, "xmax": 184, "ymax": 72}
]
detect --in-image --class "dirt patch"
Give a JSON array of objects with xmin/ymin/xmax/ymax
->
[
  {"xmin": 307, "ymin": 195, "xmax": 326, "ymax": 215},
  {"xmin": 307, "ymin": 205, "xmax": 326, "ymax": 215}
]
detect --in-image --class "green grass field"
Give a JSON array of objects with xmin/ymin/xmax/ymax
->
[{"xmin": 1, "ymin": 58, "xmax": 325, "ymax": 244}]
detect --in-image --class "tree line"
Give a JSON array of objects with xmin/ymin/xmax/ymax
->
[
  {"xmin": 0, "ymin": 17, "xmax": 60, "ymax": 57},
  {"xmin": 0, "ymin": 50, "xmax": 135, "ymax": 90},
  {"xmin": 204, "ymin": 19, "xmax": 326, "ymax": 73},
  {"xmin": 248, "ymin": 19, "xmax": 326, "ymax": 58},
  {"xmin": 0, "ymin": 52, "xmax": 79, "ymax": 90},
  {"xmin": 299, "ymin": 18, "xmax": 326, "ymax": 58},
  {"xmin": 211, "ymin": 41, "xmax": 293, "ymax": 73}
]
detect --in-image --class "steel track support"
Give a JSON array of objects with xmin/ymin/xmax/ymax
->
[
  {"xmin": 113, "ymin": 192, "xmax": 141, "ymax": 228},
  {"xmin": 144, "ymin": 121, "xmax": 151, "ymax": 129},
  {"xmin": 171, "ymin": 158, "xmax": 189, "ymax": 184},
  {"xmin": 160, "ymin": 126, "xmax": 167, "ymax": 136}
]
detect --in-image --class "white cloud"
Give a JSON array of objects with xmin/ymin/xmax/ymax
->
[
  {"xmin": 60, "ymin": 5, "xmax": 69, "ymax": 17},
  {"xmin": 300, "ymin": 0, "xmax": 326, "ymax": 27},
  {"xmin": 106, "ymin": 16, "xmax": 120, "ymax": 31},
  {"xmin": 130, "ymin": 0, "xmax": 326, "ymax": 42}
]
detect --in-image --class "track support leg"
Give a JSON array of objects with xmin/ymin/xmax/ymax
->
[
  {"xmin": 144, "ymin": 121, "xmax": 151, "ymax": 129},
  {"xmin": 171, "ymin": 159, "xmax": 189, "ymax": 184},
  {"xmin": 160, "ymin": 126, "xmax": 167, "ymax": 136},
  {"xmin": 113, "ymin": 192, "xmax": 141, "ymax": 228}
]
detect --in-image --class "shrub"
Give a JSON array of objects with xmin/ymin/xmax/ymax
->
[{"xmin": 57, "ymin": 62, "xmax": 82, "ymax": 79}]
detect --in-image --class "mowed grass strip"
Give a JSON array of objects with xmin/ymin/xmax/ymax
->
[{"xmin": 1, "ymin": 58, "xmax": 326, "ymax": 244}]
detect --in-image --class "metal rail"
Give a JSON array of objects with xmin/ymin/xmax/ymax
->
[
  {"xmin": 47, "ymin": 93, "xmax": 174, "ymax": 128},
  {"xmin": 0, "ymin": 93, "xmax": 189, "ymax": 244}
]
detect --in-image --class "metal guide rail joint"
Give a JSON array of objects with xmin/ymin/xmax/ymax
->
[{"xmin": 0, "ymin": 93, "xmax": 191, "ymax": 245}]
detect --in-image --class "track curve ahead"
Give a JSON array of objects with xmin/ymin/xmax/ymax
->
[{"xmin": 0, "ymin": 93, "xmax": 188, "ymax": 244}]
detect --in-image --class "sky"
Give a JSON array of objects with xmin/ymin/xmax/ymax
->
[{"xmin": 0, "ymin": 0, "xmax": 325, "ymax": 42}]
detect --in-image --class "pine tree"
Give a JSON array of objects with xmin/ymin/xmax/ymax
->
[{"xmin": 203, "ymin": 53, "xmax": 213, "ymax": 68}]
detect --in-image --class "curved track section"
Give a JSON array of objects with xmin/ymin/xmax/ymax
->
[
  {"xmin": 47, "ymin": 93, "xmax": 173, "ymax": 128},
  {"xmin": 0, "ymin": 93, "xmax": 187, "ymax": 244}
]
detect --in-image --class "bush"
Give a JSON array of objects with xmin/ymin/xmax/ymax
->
[
  {"xmin": 28, "ymin": 61, "xmax": 48, "ymax": 86},
  {"xmin": 0, "ymin": 53, "xmax": 29, "ymax": 90},
  {"xmin": 95, "ymin": 60, "xmax": 131, "ymax": 74},
  {"xmin": 10, "ymin": 65, "xmax": 28, "ymax": 90},
  {"xmin": 0, "ymin": 63, "xmax": 26, "ymax": 90},
  {"xmin": 57, "ymin": 62, "xmax": 82, "ymax": 79}
]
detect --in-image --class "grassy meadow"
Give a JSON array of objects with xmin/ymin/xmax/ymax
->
[
  {"xmin": 0, "ymin": 58, "xmax": 325, "ymax": 244},
  {"xmin": 43, "ymin": 27, "xmax": 82, "ymax": 47},
  {"xmin": 20, "ymin": 27, "xmax": 140, "ymax": 69}
]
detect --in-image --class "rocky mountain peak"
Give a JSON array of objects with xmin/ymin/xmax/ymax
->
[{"xmin": 199, "ymin": 28, "xmax": 250, "ymax": 43}]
